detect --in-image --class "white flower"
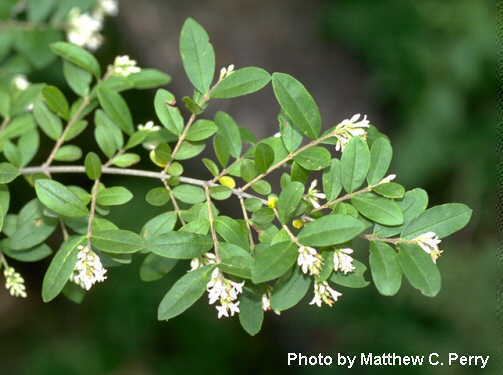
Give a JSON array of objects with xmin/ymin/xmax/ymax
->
[
  {"xmin": 273, "ymin": 132, "xmax": 281, "ymax": 138},
  {"xmin": 206, "ymin": 268, "xmax": 244, "ymax": 319},
  {"xmin": 413, "ymin": 232, "xmax": 443, "ymax": 263},
  {"xmin": 12, "ymin": 74, "xmax": 29, "ymax": 91},
  {"xmin": 297, "ymin": 246, "xmax": 323, "ymax": 276},
  {"xmin": 333, "ymin": 113, "xmax": 370, "ymax": 151},
  {"xmin": 378, "ymin": 174, "xmax": 396, "ymax": 184},
  {"xmin": 96, "ymin": 0, "xmax": 118, "ymax": 16},
  {"xmin": 70, "ymin": 245, "xmax": 107, "ymax": 290},
  {"xmin": 333, "ymin": 248, "xmax": 355, "ymax": 274},
  {"xmin": 261, "ymin": 292, "xmax": 281, "ymax": 315},
  {"xmin": 305, "ymin": 180, "xmax": 326, "ymax": 208},
  {"xmin": 138, "ymin": 121, "xmax": 161, "ymax": 132},
  {"xmin": 3, "ymin": 266, "xmax": 27, "ymax": 298},
  {"xmin": 110, "ymin": 55, "xmax": 141, "ymax": 77},
  {"xmin": 309, "ymin": 281, "xmax": 341, "ymax": 307},
  {"xmin": 67, "ymin": 8, "xmax": 104, "ymax": 50},
  {"xmin": 219, "ymin": 64, "xmax": 235, "ymax": 81},
  {"xmin": 190, "ymin": 252, "xmax": 217, "ymax": 271}
]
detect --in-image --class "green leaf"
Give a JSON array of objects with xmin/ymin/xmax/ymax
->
[
  {"xmin": 251, "ymin": 180, "xmax": 271, "ymax": 195},
  {"xmin": 271, "ymin": 267, "xmax": 311, "ymax": 311},
  {"xmin": 128, "ymin": 69, "xmax": 171, "ymax": 89},
  {"xmin": 277, "ymin": 181, "xmax": 304, "ymax": 224},
  {"xmin": 158, "ymin": 264, "xmax": 216, "ymax": 321},
  {"xmin": 27, "ymin": 0, "xmax": 55, "ymax": 22},
  {"xmin": 186, "ymin": 119, "xmax": 217, "ymax": 141},
  {"xmin": 373, "ymin": 182, "xmax": 405, "ymax": 199},
  {"xmin": 6, "ymin": 201, "xmax": 56, "ymax": 250},
  {"xmin": 174, "ymin": 141, "xmax": 206, "ymax": 160},
  {"xmin": 147, "ymin": 231, "xmax": 213, "ymax": 259},
  {"xmin": 97, "ymin": 87, "xmax": 134, "ymax": 134},
  {"xmin": 294, "ymin": 146, "xmax": 331, "ymax": 171},
  {"xmin": 323, "ymin": 159, "xmax": 342, "ymax": 200},
  {"xmin": 369, "ymin": 241, "xmax": 402, "ymax": 296},
  {"xmin": 279, "ymin": 113, "xmax": 303, "ymax": 153},
  {"xmin": 239, "ymin": 288, "xmax": 264, "ymax": 336},
  {"xmin": 351, "ymin": 192, "xmax": 404, "ymax": 226},
  {"xmin": 35, "ymin": 179, "xmax": 88, "ymax": 217},
  {"xmin": 298, "ymin": 214, "xmax": 365, "ymax": 247},
  {"xmin": 272, "ymin": 73, "xmax": 321, "ymax": 139},
  {"xmin": 15, "ymin": 29, "xmax": 60, "ymax": 68},
  {"xmin": 54, "ymin": 145, "xmax": 82, "ymax": 162},
  {"xmin": 94, "ymin": 109, "xmax": 123, "ymax": 158},
  {"xmin": 92, "ymin": 229, "xmax": 143, "ymax": 254},
  {"xmin": 172, "ymin": 184, "xmax": 205, "ymax": 204},
  {"xmin": 0, "ymin": 114, "xmax": 35, "ymax": 141},
  {"xmin": 50, "ymin": 42, "xmax": 101, "ymax": 77},
  {"xmin": 179, "ymin": 18, "xmax": 215, "ymax": 94},
  {"xmin": 139, "ymin": 253, "xmax": 177, "ymax": 282},
  {"xmin": 33, "ymin": 99, "xmax": 62, "ymax": 140},
  {"xmin": 3, "ymin": 243, "xmax": 53, "ymax": 262},
  {"xmin": 202, "ymin": 158, "xmax": 219, "ymax": 176},
  {"xmin": 0, "ymin": 162, "xmax": 19, "ymax": 183},
  {"xmin": 401, "ymin": 203, "xmax": 472, "ymax": 239},
  {"xmin": 97, "ymin": 186, "xmax": 133, "ymax": 206},
  {"xmin": 219, "ymin": 243, "xmax": 253, "ymax": 279},
  {"xmin": 211, "ymin": 67, "xmax": 271, "ymax": 99},
  {"xmin": 367, "ymin": 137, "xmax": 392, "ymax": 185},
  {"xmin": 215, "ymin": 216, "xmax": 250, "ymax": 250},
  {"xmin": 84, "ymin": 152, "xmax": 102, "ymax": 180},
  {"xmin": 154, "ymin": 89, "xmax": 184, "ymax": 135},
  {"xmin": 398, "ymin": 243, "xmax": 441, "ymax": 297},
  {"xmin": 42, "ymin": 85, "xmax": 69, "ymax": 119},
  {"xmin": 330, "ymin": 259, "xmax": 369, "ymax": 288},
  {"xmin": 254, "ymin": 143, "xmax": 274, "ymax": 174},
  {"xmin": 145, "ymin": 187, "xmax": 171, "ymax": 206},
  {"xmin": 111, "ymin": 153, "xmax": 140, "ymax": 168},
  {"xmin": 341, "ymin": 137, "xmax": 370, "ymax": 192},
  {"xmin": 210, "ymin": 185, "xmax": 232, "ymax": 200},
  {"xmin": 252, "ymin": 241, "xmax": 297, "ymax": 283},
  {"xmin": 214, "ymin": 111, "xmax": 242, "ymax": 158},
  {"xmin": 63, "ymin": 61, "xmax": 92, "ymax": 97},
  {"xmin": 141, "ymin": 212, "xmax": 178, "ymax": 239},
  {"xmin": 374, "ymin": 188, "xmax": 428, "ymax": 237},
  {"xmin": 42, "ymin": 236, "xmax": 85, "ymax": 302}
]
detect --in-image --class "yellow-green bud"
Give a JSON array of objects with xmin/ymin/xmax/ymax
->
[
  {"xmin": 292, "ymin": 219, "xmax": 304, "ymax": 229},
  {"xmin": 267, "ymin": 195, "xmax": 278, "ymax": 209},
  {"xmin": 219, "ymin": 176, "xmax": 236, "ymax": 189}
]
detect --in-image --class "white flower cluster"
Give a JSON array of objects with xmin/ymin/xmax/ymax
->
[
  {"xmin": 309, "ymin": 281, "xmax": 342, "ymax": 307},
  {"xmin": 218, "ymin": 64, "xmax": 235, "ymax": 81},
  {"xmin": 138, "ymin": 120, "xmax": 160, "ymax": 133},
  {"xmin": 70, "ymin": 245, "xmax": 107, "ymax": 290},
  {"xmin": 3, "ymin": 266, "xmax": 27, "ymax": 298},
  {"xmin": 413, "ymin": 231, "xmax": 443, "ymax": 263},
  {"xmin": 12, "ymin": 74, "xmax": 30, "ymax": 91},
  {"xmin": 305, "ymin": 179, "xmax": 326, "ymax": 208},
  {"xmin": 207, "ymin": 268, "xmax": 244, "ymax": 319},
  {"xmin": 67, "ymin": 0, "xmax": 118, "ymax": 50},
  {"xmin": 297, "ymin": 246, "xmax": 323, "ymax": 276},
  {"xmin": 333, "ymin": 248, "xmax": 355, "ymax": 274},
  {"xmin": 333, "ymin": 113, "xmax": 370, "ymax": 151},
  {"xmin": 109, "ymin": 55, "xmax": 141, "ymax": 77}
]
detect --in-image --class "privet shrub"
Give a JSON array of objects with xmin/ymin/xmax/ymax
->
[{"xmin": 0, "ymin": 17, "xmax": 472, "ymax": 335}]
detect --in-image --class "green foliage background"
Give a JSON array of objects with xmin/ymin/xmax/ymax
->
[{"xmin": 0, "ymin": 0, "xmax": 496, "ymax": 374}]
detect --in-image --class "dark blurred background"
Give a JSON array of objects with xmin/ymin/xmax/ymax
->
[{"xmin": 1, "ymin": 0, "xmax": 496, "ymax": 374}]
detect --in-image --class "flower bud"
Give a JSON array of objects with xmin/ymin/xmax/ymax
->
[{"xmin": 219, "ymin": 176, "xmax": 236, "ymax": 189}]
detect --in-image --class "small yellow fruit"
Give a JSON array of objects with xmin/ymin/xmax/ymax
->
[
  {"xmin": 219, "ymin": 176, "xmax": 236, "ymax": 189},
  {"xmin": 292, "ymin": 219, "xmax": 304, "ymax": 229},
  {"xmin": 267, "ymin": 195, "xmax": 278, "ymax": 209}
]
